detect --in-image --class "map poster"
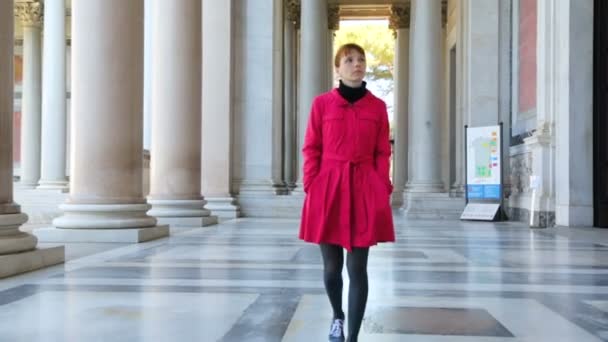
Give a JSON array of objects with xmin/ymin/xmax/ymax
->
[{"xmin": 466, "ymin": 125, "xmax": 502, "ymax": 200}]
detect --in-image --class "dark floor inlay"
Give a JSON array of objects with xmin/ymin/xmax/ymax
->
[
  {"xmin": 218, "ymin": 292, "xmax": 301, "ymax": 342},
  {"xmin": 364, "ymin": 306, "xmax": 514, "ymax": 337}
]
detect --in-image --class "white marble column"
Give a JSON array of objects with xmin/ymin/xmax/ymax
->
[
  {"xmin": 38, "ymin": 0, "xmax": 68, "ymax": 190},
  {"xmin": 403, "ymin": 0, "xmax": 465, "ymax": 218},
  {"xmin": 272, "ymin": 0, "xmax": 287, "ymax": 195},
  {"xmin": 461, "ymin": 0, "xmax": 500, "ymax": 126},
  {"xmin": 232, "ymin": 0, "xmax": 285, "ymax": 200},
  {"xmin": 531, "ymin": 0, "xmax": 594, "ymax": 227},
  {"xmin": 553, "ymin": 0, "xmax": 593, "ymax": 227},
  {"xmin": 143, "ymin": 0, "xmax": 153, "ymax": 152},
  {"xmin": 327, "ymin": 4, "xmax": 339, "ymax": 89},
  {"xmin": 389, "ymin": 4, "xmax": 410, "ymax": 208},
  {"xmin": 147, "ymin": 0, "xmax": 217, "ymax": 228},
  {"xmin": 297, "ymin": 0, "xmax": 328, "ymax": 188},
  {"xmin": 15, "ymin": 1, "xmax": 43, "ymax": 188},
  {"xmin": 0, "ymin": 0, "xmax": 63, "ymax": 278},
  {"xmin": 202, "ymin": 0, "xmax": 240, "ymax": 218},
  {"xmin": 37, "ymin": 0, "xmax": 168, "ymax": 242},
  {"xmin": 283, "ymin": 1, "xmax": 299, "ymax": 191},
  {"xmin": 406, "ymin": 0, "xmax": 443, "ymax": 192}
]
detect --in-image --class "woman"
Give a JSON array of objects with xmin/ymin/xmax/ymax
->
[{"xmin": 299, "ymin": 43, "xmax": 395, "ymax": 342}]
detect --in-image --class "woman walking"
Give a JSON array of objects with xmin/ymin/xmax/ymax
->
[{"xmin": 299, "ymin": 43, "xmax": 395, "ymax": 342}]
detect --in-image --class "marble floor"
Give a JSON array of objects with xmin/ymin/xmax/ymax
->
[{"xmin": 2, "ymin": 217, "xmax": 608, "ymax": 341}]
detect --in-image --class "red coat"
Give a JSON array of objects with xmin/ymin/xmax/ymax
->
[{"xmin": 299, "ymin": 89, "xmax": 395, "ymax": 251}]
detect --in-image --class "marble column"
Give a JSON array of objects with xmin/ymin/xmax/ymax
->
[
  {"xmin": 0, "ymin": 0, "xmax": 63, "ymax": 279},
  {"xmin": 389, "ymin": 4, "xmax": 410, "ymax": 208},
  {"xmin": 143, "ymin": 0, "xmax": 153, "ymax": 152},
  {"xmin": 37, "ymin": 0, "xmax": 168, "ymax": 242},
  {"xmin": 530, "ymin": 0, "xmax": 594, "ymax": 227},
  {"xmin": 327, "ymin": 4, "xmax": 339, "ymax": 88},
  {"xmin": 406, "ymin": 0, "xmax": 443, "ymax": 193},
  {"xmin": 403, "ymin": 0, "xmax": 465, "ymax": 218},
  {"xmin": 147, "ymin": 0, "xmax": 217, "ymax": 228},
  {"xmin": 15, "ymin": 1, "xmax": 43, "ymax": 188},
  {"xmin": 232, "ymin": 0, "xmax": 285, "ymax": 199},
  {"xmin": 461, "ymin": 0, "xmax": 500, "ymax": 127},
  {"xmin": 202, "ymin": 0, "xmax": 240, "ymax": 218},
  {"xmin": 283, "ymin": 0, "xmax": 299, "ymax": 191},
  {"xmin": 553, "ymin": 0, "xmax": 593, "ymax": 227},
  {"xmin": 297, "ymin": 0, "xmax": 328, "ymax": 188},
  {"xmin": 38, "ymin": 0, "xmax": 68, "ymax": 190},
  {"xmin": 272, "ymin": 0, "xmax": 286, "ymax": 195}
]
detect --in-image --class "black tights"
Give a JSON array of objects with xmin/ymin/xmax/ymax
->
[{"xmin": 320, "ymin": 244, "xmax": 369, "ymax": 342}]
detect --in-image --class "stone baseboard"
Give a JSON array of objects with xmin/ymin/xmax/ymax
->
[
  {"xmin": 401, "ymin": 192, "xmax": 466, "ymax": 219},
  {"xmin": 237, "ymin": 194, "xmax": 304, "ymax": 218},
  {"xmin": 155, "ymin": 216, "xmax": 218, "ymax": 228},
  {"xmin": 33, "ymin": 225, "xmax": 169, "ymax": 243},
  {"xmin": 0, "ymin": 246, "xmax": 64, "ymax": 279},
  {"xmin": 508, "ymin": 207, "xmax": 555, "ymax": 228},
  {"xmin": 205, "ymin": 197, "xmax": 241, "ymax": 219}
]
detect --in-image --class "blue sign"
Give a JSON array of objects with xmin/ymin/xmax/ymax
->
[{"xmin": 467, "ymin": 184, "xmax": 501, "ymax": 200}]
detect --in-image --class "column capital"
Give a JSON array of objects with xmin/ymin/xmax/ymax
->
[
  {"xmin": 285, "ymin": 0, "xmax": 300, "ymax": 30},
  {"xmin": 389, "ymin": 4, "xmax": 410, "ymax": 37},
  {"xmin": 328, "ymin": 4, "xmax": 340, "ymax": 31},
  {"xmin": 15, "ymin": 1, "xmax": 44, "ymax": 27}
]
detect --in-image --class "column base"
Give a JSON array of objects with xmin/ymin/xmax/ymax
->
[
  {"xmin": 53, "ymin": 203, "xmax": 158, "ymax": 229},
  {"xmin": 147, "ymin": 199, "xmax": 218, "ymax": 227},
  {"xmin": 449, "ymin": 185, "xmax": 465, "ymax": 198},
  {"xmin": 391, "ymin": 189, "xmax": 405, "ymax": 208},
  {"xmin": 16, "ymin": 181, "xmax": 38, "ymax": 189},
  {"xmin": 401, "ymin": 192, "xmax": 465, "ymax": 219},
  {"xmin": 405, "ymin": 180, "xmax": 445, "ymax": 193},
  {"xmin": 237, "ymin": 180, "xmax": 288, "ymax": 195},
  {"xmin": 0, "ymin": 246, "xmax": 64, "ymax": 279},
  {"xmin": 0, "ymin": 213, "xmax": 37, "ymax": 254},
  {"xmin": 34, "ymin": 226, "xmax": 169, "ymax": 243},
  {"xmin": 237, "ymin": 193, "xmax": 304, "ymax": 218},
  {"xmin": 205, "ymin": 197, "xmax": 241, "ymax": 219},
  {"xmin": 36, "ymin": 180, "xmax": 69, "ymax": 192},
  {"xmin": 147, "ymin": 199, "xmax": 211, "ymax": 216}
]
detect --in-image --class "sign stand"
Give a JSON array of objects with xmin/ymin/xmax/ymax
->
[{"xmin": 461, "ymin": 123, "xmax": 507, "ymax": 221}]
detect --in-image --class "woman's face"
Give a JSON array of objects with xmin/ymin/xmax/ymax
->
[{"xmin": 336, "ymin": 50, "xmax": 366, "ymax": 85}]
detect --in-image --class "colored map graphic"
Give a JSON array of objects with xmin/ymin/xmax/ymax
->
[
  {"xmin": 472, "ymin": 135, "xmax": 498, "ymax": 178},
  {"xmin": 466, "ymin": 126, "xmax": 501, "ymax": 200}
]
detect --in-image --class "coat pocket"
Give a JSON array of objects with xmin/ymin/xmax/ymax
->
[
  {"xmin": 357, "ymin": 113, "xmax": 379, "ymax": 142},
  {"xmin": 322, "ymin": 113, "xmax": 346, "ymax": 145}
]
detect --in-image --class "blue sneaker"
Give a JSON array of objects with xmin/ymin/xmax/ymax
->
[{"xmin": 328, "ymin": 318, "xmax": 345, "ymax": 342}]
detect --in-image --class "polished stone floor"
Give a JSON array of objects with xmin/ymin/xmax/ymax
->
[{"xmin": 2, "ymin": 217, "xmax": 608, "ymax": 341}]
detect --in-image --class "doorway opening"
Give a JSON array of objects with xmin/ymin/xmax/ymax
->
[{"xmin": 594, "ymin": 0, "xmax": 608, "ymax": 227}]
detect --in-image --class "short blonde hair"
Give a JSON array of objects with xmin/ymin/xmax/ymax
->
[{"xmin": 334, "ymin": 43, "xmax": 366, "ymax": 68}]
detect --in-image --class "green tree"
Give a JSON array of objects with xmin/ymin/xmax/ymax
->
[{"xmin": 333, "ymin": 21, "xmax": 395, "ymax": 89}]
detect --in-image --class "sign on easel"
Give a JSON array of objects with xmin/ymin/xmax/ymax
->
[
  {"xmin": 461, "ymin": 203, "xmax": 501, "ymax": 220},
  {"xmin": 461, "ymin": 124, "xmax": 506, "ymax": 221}
]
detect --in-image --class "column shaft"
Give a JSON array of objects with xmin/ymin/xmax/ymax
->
[
  {"xmin": 1, "ymin": 0, "xmax": 64, "ymax": 278},
  {"xmin": 201, "ymin": 0, "xmax": 240, "ymax": 218},
  {"xmin": 407, "ymin": 0, "xmax": 443, "ymax": 191},
  {"xmin": 49, "ymin": 0, "xmax": 167, "ymax": 240},
  {"xmin": 1, "ymin": 1, "xmax": 23, "ymax": 217},
  {"xmin": 39, "ymin": 0, "xmax": 68, "ymax": 190},
  {"xmin": 147, "ymin": 0, "xmax": 216, "ymax": 227},
  {"xmin": 283, "ymin": 18, "xmax": 296, "ymax": 190},
  {"xmin": 392, "ymin": 28, "xmax": 410, "ymax": 206},
  {"xmin": 297, "ymin": 0, "xmax": 327, "ymax": 186},
  {"xmin": 17, "ymin": 4, "xmax": 43, "ymax": 188}
]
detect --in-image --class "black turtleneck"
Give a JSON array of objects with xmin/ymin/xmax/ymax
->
[{"xmin": 337, "ymin": 80, "xmax": 367, "ymax": 104}]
